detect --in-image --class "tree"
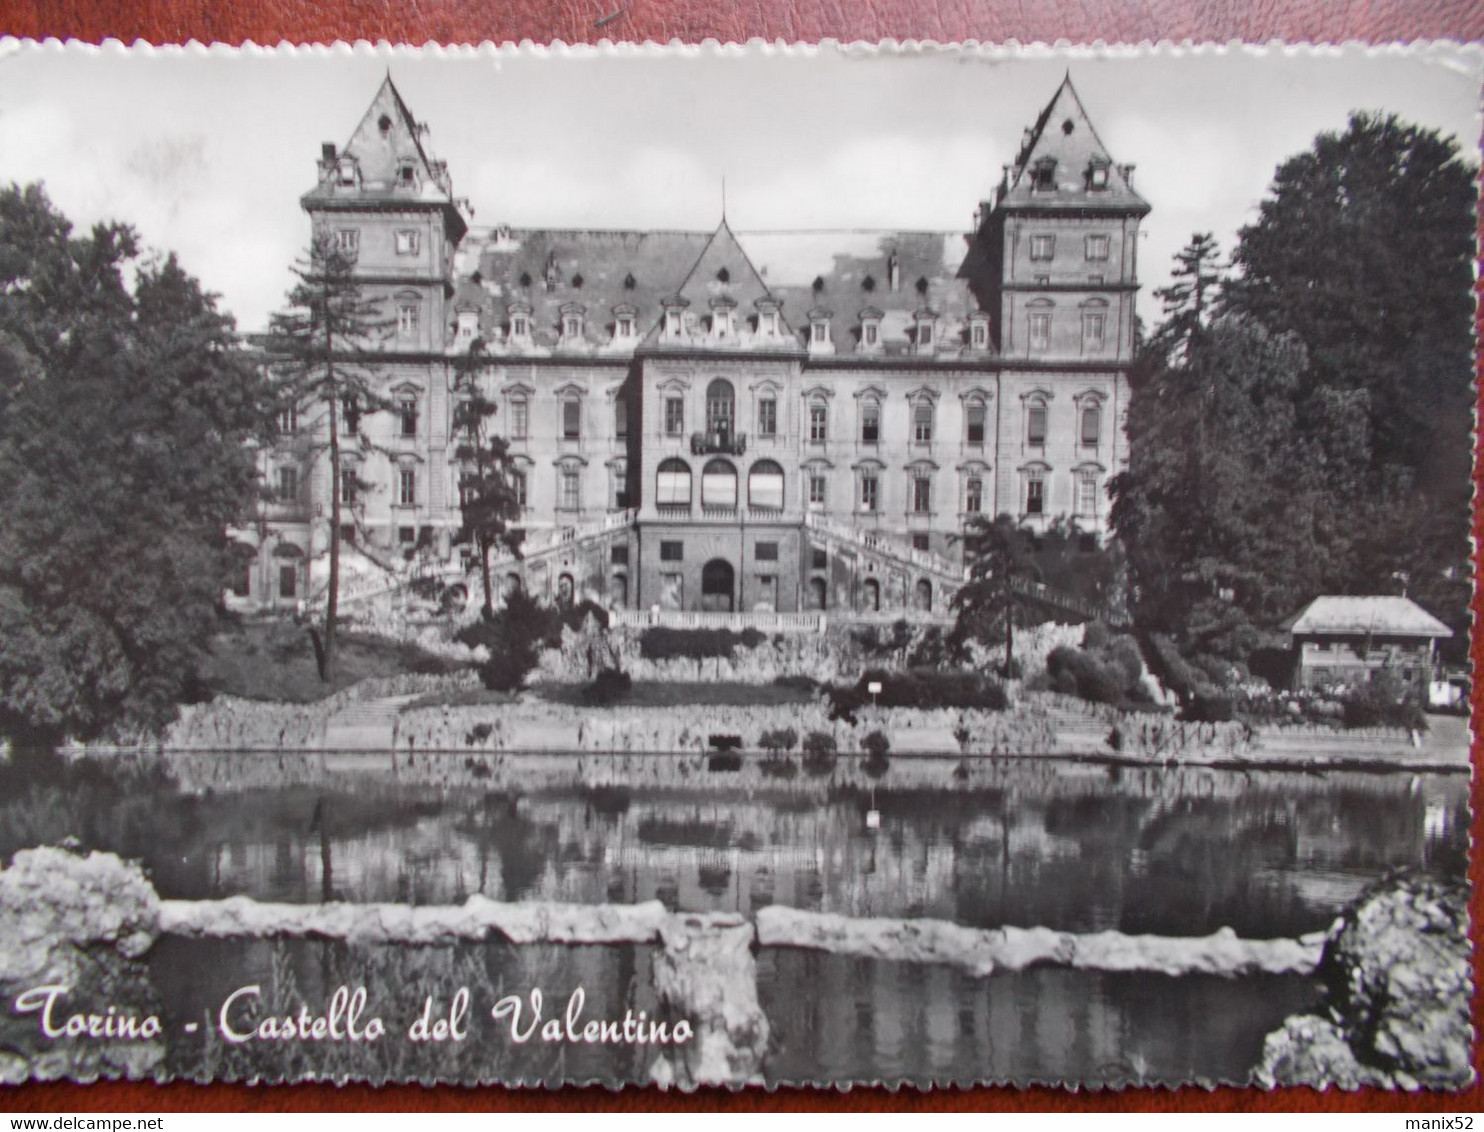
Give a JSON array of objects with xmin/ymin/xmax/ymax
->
[
  {"xmin": 1148, "ymin": 232, "xmax": 1223, "ymax": 365},
  {"xmin": 450, "ymin": 372, "xmax": 524, "ymax": 621},
  {"xmin": 454, "ymin": 586, "xmax": 556, "ymax": 692},
  {"xmin": 0, "ymin": 184, "xmax": 271, "ymax": 749},
  {"xmin": 950, "ymin": 513, "xmax": 1041, "ymax": 673},
  {"xmin": 1223, "ymin": 113, "xmax": 1475, "ymax": 636},
  {"xmin": 266, "ymin": 232, "xmax": 392, "ymax": 681}
]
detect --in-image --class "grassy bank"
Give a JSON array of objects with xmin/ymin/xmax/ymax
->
[{"xmin": 202, "ymin": 620, "xmax": 469, "ymax": 703}]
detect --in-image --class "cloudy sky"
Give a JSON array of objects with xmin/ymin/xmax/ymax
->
[{"xmin": 0, "ymin": 39, "xmax": 1479, "ymax": 331}]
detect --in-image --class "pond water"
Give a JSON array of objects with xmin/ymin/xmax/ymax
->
[
  {"xmin": 6, "ymin": 752, "xmax": 1466, "ymax": 939},
  {"xmin": 4, "ymin": 751, "xmax": 1466, "ymax": 1086}
]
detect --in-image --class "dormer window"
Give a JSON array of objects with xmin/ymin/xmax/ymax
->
[
  {"xmin": 969, "ymin": 312, "xmax": 991, "ymax": 351},
  {"xmin": 1087, "ymin": 159, "xmax": 1111, "ymax": 191},
  {"xmin": 397, "ymin": 160, "xmax": 418, "ymax": 187},
  {"xmin": 808, "ymin": 308, "xmax": 832, "ymax": 350},
  {"xmin": 755, "ymin": 298, "xmax": 782, "ymax": 339},
  {"xmin": 1031, "ymin": 157, "xmax": 1058, "ymax": 191},
  {"xmin": 710, "ymin": 297, "xmax": 736, "ymax": 339},
  {"xmin": 456, "ymin": 310, "xmax": 479, "ymax": 344},
  {"xmin": 508, "ymin": 302, "xmax": 532, "ymax": 341},
  {"xmin": 560, "ymin": 303, "xmax": 585, "ymax": 341},
  {"xmin": 858, "ymin": 307, "xmax": 883, "ymax": 351},
  {"xmin": 913, "ymin": 310, "xmax": 938, "ymax": 354},
  {"xmin": 613, "ymin": 304, "xmax": 636, "ymax": 340},
  {"xmin": 336, "ymin": 158, "xmax": 357, "ymax": 187},
  {"xmin": 662, "ymin": 298, "xmax": 689, "ymax": 339}
]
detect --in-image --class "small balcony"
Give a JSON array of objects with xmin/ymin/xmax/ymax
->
[{"xmin": 690, "ymin": 429, "xmax": 747, "ymax": 457}]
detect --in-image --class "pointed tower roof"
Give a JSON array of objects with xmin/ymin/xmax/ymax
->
[
  {"xmin": 340, "ymin": 74, "xmax": 440, "ymax": 190},
  {"xmin": 995, "ymin": 75, "xmax": 1149, "ymax": 214},
  {"xmin": 644, "ymin": 218, "xmax": 798, "ymax": 346}
]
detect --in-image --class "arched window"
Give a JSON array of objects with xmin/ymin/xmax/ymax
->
[
  {"xmin": 706, "ymin": 379, "xmax": 735, "ymax": 441},
  {"xmin": 656, "ymin": 458, "xmax": 692, "ymax": 507},
  {"xmin": 748, "ymin": 460, "xmax": 784, "ymax": 510},
  {"xmin": 701, "ymin": 458, "xmax": 738, "ymax": 508}
]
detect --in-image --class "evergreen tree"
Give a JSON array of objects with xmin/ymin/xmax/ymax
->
[
  {"xmin": 0, "ymin": 184, "xmax": 271, "ymax": 749},
  {"xmin": 267, "ymin": 232, "xmax": 392, "ymax": 681},
  {"xmin": 1149, "ymin": 232, "xmax": 1223, "ymax": 364},
  {"xmin": 950, "ymin": 513, "xmax": 1042, "ymax": 673},
  {"xmin": 451, "ymin": 356, "xmax": 524, "ymax": 620}
]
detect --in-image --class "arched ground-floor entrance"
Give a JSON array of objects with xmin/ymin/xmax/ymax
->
[{"xmin": 701, "ymin": 558, "xmax": 735, "ymax": 612}]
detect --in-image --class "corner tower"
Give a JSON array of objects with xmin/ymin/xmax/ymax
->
[{"xmin": 974, "ymin": 76, "xmax": 1149, "ymax": 534}]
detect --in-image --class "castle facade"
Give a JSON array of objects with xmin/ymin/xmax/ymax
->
[{"xmin": 243, "ymin": 74, "xmax": 1148, "ymax": 621}]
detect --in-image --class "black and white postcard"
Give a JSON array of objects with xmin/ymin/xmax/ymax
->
[{"xmin": 0, "ymin": 38, "xmax": 1475, "ymax": 1091}]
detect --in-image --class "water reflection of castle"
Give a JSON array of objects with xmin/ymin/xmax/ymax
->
[{"xmin": 163, "ymin": 756, "xmax": 1464, "ymax": 938}]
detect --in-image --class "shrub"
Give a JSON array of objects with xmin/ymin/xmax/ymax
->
[
  {"xmin": 861, "ymin": 751, "xmax": 891, "ymax": 780},
  {"xmin": 1340, "ymin": 675, "xmax": 1427, "ymax": 732},
  {"xmin": 773, "ymin": 674, "xmax": 817, "ymax": 693},
  {"xmin": 464, "ymin": 723, "xmax": 492, "ymax": 746},
  {"xmin": 1046, "ymin": 640, "xmax": 1146, "ymax": 707},
  {"xmin": 639, "ymin": 627, "xmax": 763, "ymax": 664},
  {"xmin": 455, "ymin": 589, "xmax": 557, "ymax": 692},
  {"xmin": 952, "ymin": 720, "xmax": 972, "ymax": 752},
  {"xmin": 860, "ymin": 729, "xmax": 891, "ymax": 758},
  {"xmin": 758, "ymin": 727, "xmax": 799, "ymax": 753},
  {"xmin": 706, "ymin": 752, "xmax": 743, "ymax": 772},
  {"xmin": 758, "ymin": 755, "xmax": 799, "ymax": 780},
  {"xmin": 583, "ymin": 667, "xmax": 632, "ymax": 706},
  {"xmin": 827, "ymin": 668, "xmax": 1008, "ymax": 717},
  {"xmin": 802, "ymin": 730, "xmax": 837, "ymax": 757},
  {"xmin": 1083, "ymin": 620, "xmax": 1112, "ymax": 651},
  {"xmin": 1146, "ymin": 633, "xmax": 1210, "ymax": 703},
  {"xmin": 558, "ymin": 599, "xmax": 610, "ymax": 634},
  {"xmin": 708, "ymin": 734, "xmax": 743, "ymax": 752}
]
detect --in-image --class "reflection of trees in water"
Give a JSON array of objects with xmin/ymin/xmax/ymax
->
[{"xmin": 451, "ymin": 791, "xmax": 563, "ymax": 902}]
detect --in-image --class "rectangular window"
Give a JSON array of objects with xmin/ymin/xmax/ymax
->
[
  {"xmin": 334, "ymin": 228, "xmax": 359, "ymax": 256},
  {"xmin": 1082, "ymin": 312, "xmax": 1107, "ymax": 351},
  {"xmin": 512, "ymin": 470, "xmax": 527, "ymax": 508},
  {"xmin": 341, "ymin": 395, "xmax": 359, "ymax": 435},
  {"xmin": 913, "ymin": 404, "xmax": 933, "ymax": 444},
  {"xmin": 1029, "ymin": 312, "xmax": 1051, "ymax": 351},
  {"xmin": 615, "ymin": 399, "xmax": 628, "ymax": 439},
  {"xmin": 912, "ymin": 476, "xmax": 932, "ymax": 514},
  {"xmin": 809, "ymin": 404, "xmax": 828, "ymax": 443},
  {"xmin": 812, "ymin": 548, "xmax": 828, "ymax": 570},
  {"xmin": 612, "ymin": 466, "xmax": 628, "ymax": 509},
  {"xmin": 1029, "ymin": 234, "xmax": 1055, "ymax": 261},
  {"xmin": 660, "ymin": 540, "xmax": 684, "ymax": 562},
  {"xmin": 860, "ymin": 474, "xmax": 879, "ymax": 512},
  {"xmin": 861, "ymin": 405, "xmax": 880, "ymax": 444},
  {"xmin": 1027, "ymin": 405, "xmax": 1048, "ymax": 446},
  {"xmin": 664, "ymin": 397, "xmax": 684, "ymax": 436},
  {"xmin": 1077, "ymin": 472, "xmax": 1099, "ymax": 516},
  {"xmin": 755, "ymin": 541, "xmax": 779, "ymax": 562},
  {"xmin": 863, "ymin": 323, "xmax": 878, "ymax": 346},
  {"xmin": 918, "ymin": 323, "xmax": 933, "ymax": 348},
  {"xmin": 279, "ymin": 564, "xmax": 297, "ymax": 599},
  {"xmin": 231, "ymin": 565, "xmax": 250, "ymax": 598},
  {"xmin": 397, "ymin": 303, "xmax": 419, "ymax": 338},
  {"xmin": 758, "ymin": 398, "xmax": 777, "ymax": 437},
  {"xmin": 966, "ymin": 404, "xmax": 986, "ymax": 445},
  {"xmin": 616, "ymin": 317, "xmax": 635, "ymax": 338},
  {"xmin": 965, "ymin": 477, "xmax": 983, "ymax": 513},
  {"xmin": 340, "ymin": 465, "xmax": 356, "ymax": 505},
  {"xmin": 560, "ymin": 469, "xmax": 580, "ymax": 510},
  {"xmin": 1081, "ymin": 404, "xmax": 1102, "ymax": 446},
  {"xmin": 398, "ymin": 468, "xmax": 416, "ymax": 507},
  {"xmin": 972, "ymin": 323, "xmax": 988, "ymax": 348},
  {"xmin": 1026, "ymin": 477, "xmax": 1045, "ymax": 515},
  {"xmin": 1085, "ymin": 234, "xmax": 1110, "ymax": 261},
  {"xmin": 399, "ymin": 397, "xmax": 418, "ymax": 437},
  {"xmin": 276, "ymin": 466, "xmax": 298, "ymax": 502},
  {"xmin": 562, "ymin": 399, "xmax": 581, "ymax": 440},
  {"xmin": 808, "ymin": 473, "xmax": 827, "ymax": 509},
  {"xmin": 398, "ymin": 525, "xmax": 416, "ymax": 544},
  {"xmin": 277, "ymin": 405, "xmax": 298, "ymax": 434},
  {"xmin": 395, "ymin": 229, "xmax": 420, "ymax": 256},
  {"xmin": 564, "ymin": 316, "xmax": 582, "ymax": 339},
  {"xmin": 510, "ymin": 399, "xmax": 528, "ymax": 439},
  {"xmin": 912, "ymin": 534, "xmax": 930, "ymax": 551},
  {"xmin": 611, "ymin": 544, "xmax": 629, "ymax": 566},
  {"xmin": 811, "ymin": 321, "xmax": 828, "ymax": 345}
]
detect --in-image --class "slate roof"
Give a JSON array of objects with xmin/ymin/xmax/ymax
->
[
  {"xmin": 303, "ymin": 75, "xmax": 459, "ymax": 210},
  {"xmin": 447, "ymin": 223, "xmax": 986, "ymax": 358},
  {"xmin": 995, "ymin": 75, "xmax": 1149, "ymax": 215},
  {"xmin": 1281, "ymin": 596, "xmax": 1453, "ymax": 639}
]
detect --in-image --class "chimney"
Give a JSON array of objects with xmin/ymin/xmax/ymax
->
[
  {"xmin": 321, "ymin": 143, "xmax": 336, "ymax": 162},
  {"xmin": 1121, "ymin": 164, "xmax": 1136, "ymax": 187}
]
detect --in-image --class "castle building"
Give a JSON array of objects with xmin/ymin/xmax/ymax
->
[{"xmin": 243, "ymin": 74, "xmax": 1148, "ymax": 621}]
